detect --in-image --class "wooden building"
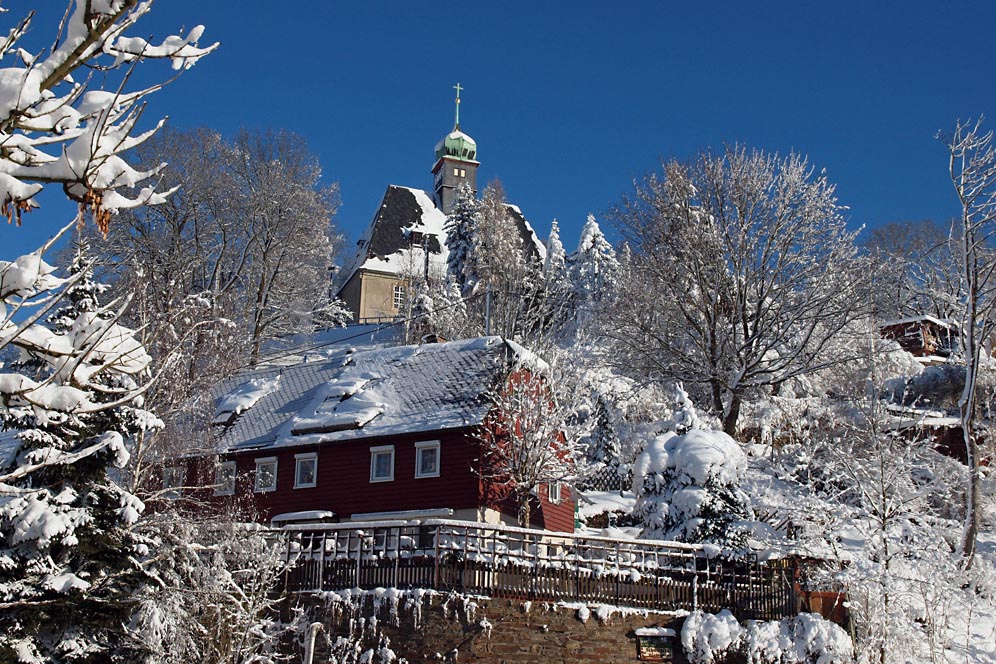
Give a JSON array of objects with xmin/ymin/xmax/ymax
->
[{"xmin": 168, "ymin": 336, "xmax": 575, "ymax": 533}]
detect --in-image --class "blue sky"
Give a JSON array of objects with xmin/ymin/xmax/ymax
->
[{"xmin": 8, "ymin": 1, "xmax": 996, "ymax": 261}]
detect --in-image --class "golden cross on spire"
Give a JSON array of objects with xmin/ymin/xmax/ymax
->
[{"xmin": 453, "ymin": 82, "xmax": 463, "ymax": 130}]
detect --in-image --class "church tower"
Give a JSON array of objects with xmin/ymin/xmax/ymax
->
[{"xmin": 432, "ymin": 83, "xmax": 479, "ymax": 214}]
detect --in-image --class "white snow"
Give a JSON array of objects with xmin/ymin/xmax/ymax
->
[{"xmin": 214, "ymin": 375, "xmax": 281, "ymax": 420}]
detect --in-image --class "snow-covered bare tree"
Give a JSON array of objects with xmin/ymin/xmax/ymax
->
[
  {"xmin": 0, "ymin": 1, "xmax": 214, "ymax": 231},
  {"xmin": 611, "ymin": 146, "xmax": 868, "ymax": 435},
  {"xmin": 92, "ymin": 127, "xmax": 348, "ymax": 477},
  {"xmin": 478, "ymin": 353, "xmax": 586, "ymax": 527},
  {"xmin": 940, "ymin": 117, "xmax": 996, "ymax": 563},
  {"xmin": 126, "ymin": 517, "xmax": 296, "ymax": 664},
  {"xmin": 863, "ymin": 219, "xmax": 959, "ymax": 320}
]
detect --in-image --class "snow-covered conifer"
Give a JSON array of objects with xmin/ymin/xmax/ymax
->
[
  {"xmin": 631, "ymin": 427, "xmax": 753, "ymax": 545},
  {"xmin": 567, "ymin": 214, "xmax": 619, "ymax": 325},
  {"xmin": 0, "ymin": 228, "xmax": 163, "ymax": 660},
  {"xmin": 586, "ymin": 394, "xmax": 623, "ymax": 468},
  {"xmin": 0, "ymin": 3, "xmax": 213, "ymax": 659},
  {"xmin": 445, "ymin": 183, "xmax": 480, "ymax": 296}
]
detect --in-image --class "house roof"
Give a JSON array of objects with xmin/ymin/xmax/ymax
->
[
  {"xmin": 214, "ymin": 336, "xmax": 529, "ymax": 454},
  {"xmin": 879, "ymin": 315, "xmax": 957, "ymax": 330}
]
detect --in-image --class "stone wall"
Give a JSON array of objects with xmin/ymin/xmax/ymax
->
[{"xmin": 299, "ymin": 590, "xmax": 690, "ymax": 664}]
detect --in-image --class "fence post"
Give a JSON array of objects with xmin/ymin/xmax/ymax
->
[
  {"xmin": 575, "ymin": 539, "xmax": 581, "ymax": 602},
  {"xmin": 317, "ymin": 532, "xmax": 326, "ymax": 592},
  {"xmin": 283, "ymin": 530, "xmax": 291, "ymax": 593},
  {"xmin": 433, "ymin": 523, "xmax": 441, "ymax": 590}
]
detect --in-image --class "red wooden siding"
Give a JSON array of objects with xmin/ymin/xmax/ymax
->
[{"xmin": 208, "ymin": 428, "xmax": 484, "ymax": 522}]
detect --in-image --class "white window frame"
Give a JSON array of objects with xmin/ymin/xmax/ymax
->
[
  {"xmin": 294, "ymin": 452, "xmax": 318, "ymax": 489},
  {"xmin": 162, "ymin": 466, "xmax": 185, "ymax": 500},
  {"xmin": 393, "ymin": 284, "xmax": 405, "ymax": 309},
  {"xmin": 214, "ymin": 460, "xmax": 237, "ymax": 496},
  {"xmin": 254, "ymin": 457, "xmax": 278, "ymax": 493},
  {"xmin": 414, "ymin": 440, "xmax": 441, "ymax": 479},
  {"xmin": 370, "ymin": 445, "xmax": 395, "ymax": 483},
  {"xmin": 548, "ymin": 481, "xmax": 563, "ymax": 504}
]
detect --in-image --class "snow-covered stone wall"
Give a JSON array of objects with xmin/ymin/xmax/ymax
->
[{"xmin": 293, "ymin": 592, "xmax": 689, "ymax": 663}]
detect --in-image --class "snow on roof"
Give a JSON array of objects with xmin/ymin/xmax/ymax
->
[
  {"xmin": 433, "ymin": 130, "xmax": 478, "ymax": 154},
  {"xmin": 337, "ymin": 185, "xmax": 449, "ymax": 286},
  {"xmin": 258, "ymin": 323, "xmax": 402, "ymax": 366},
  {"xmin": 504, "ymin": 203, "xmax": 547, "ymax": 263},
  {"xmin": 215, "ymin": 336, "xmax": 542, "ymax": 454},
  {"xmin": 879, "ymin": 315, "xmax": 957, "ymax": 329},
  {"xmin": 337, "ymin": 186, "xmax": 547, "ymax": 290},
  {"xmin": 214, "ymin": 375, "xmax": 280, "ymax": 424}
]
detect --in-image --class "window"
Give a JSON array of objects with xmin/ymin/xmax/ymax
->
[
  {"xmin": 393, "ymin": 284, "xmax": 405, "ymax": 309},
  {"xmin": 453, "ymin": 167, "xmax": 460, "ymax": 176},
  {"xmin": 162, "ymin": 466, "xmax": 185, "ymax": 500},
  {"xmin": 370, "ymin": 445, "xmax": 395, "ymax": 482},
  {"xmin": 415, "ymin": 441, "xmax": 440, "ymax": 478},
  {"xmin": 548, "ymin": 481, "xmax": 563, "ymax": 504},
  {"xmin": 295, "ymin": 453, "xmax": 317, "ymax": 488},
  {"xmin": 254, "ymin": 457, "xmax": 277, "ymax": 493},
  {"xmin": 459, "ymin": 168, "xmax": 466, "ymax": 177},
  {"xmin": 214, "ymin": 461, "xmax": 236, "ymax": 496}
]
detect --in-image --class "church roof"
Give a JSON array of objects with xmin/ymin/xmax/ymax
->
[
  {"xmin": 337, "ymin": 186, "xmax": 547, "ymax": 289},
  {"xmin": 434, "ymin": 130, "xmax": 478, "ymax": 164},
  {"xmin": 340, "ymin": 185, "xmax": 449, "ymax": 280}
]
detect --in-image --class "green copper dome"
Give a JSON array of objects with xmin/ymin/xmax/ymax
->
[{"xmin": 434, "ymin": 129, "xmax": 478, "ymax": 163}]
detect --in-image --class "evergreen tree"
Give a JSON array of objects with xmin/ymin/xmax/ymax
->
[
  {"xmin": 567, "ymin": 214, "xmax": 619, "ymax": 325},
  {"xmin": 445, "ymin": 183, "xmax": 480, "ymax": 296},
  {"xmin": 0, "ymin": 234, "xmax": 162, "ymax": 661},
  {"xmin": 631, "ymin": 394, "xmax": 752, "ymax": 547},
  {"xmin": 586, "ymin": 394, "xmax": 622, "ymax": 467}
]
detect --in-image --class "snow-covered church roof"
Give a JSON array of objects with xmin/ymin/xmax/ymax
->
[
  {"xmin": 340, "ymin": 185, "xmax": 449, "ymax": 279},
  {"xmin": 337, "ymin": 185, "xmax": 547, "ymax": 288},
  {"xmin": 213, "ymin": 336, "xmax": 535, "ymax": 454}
]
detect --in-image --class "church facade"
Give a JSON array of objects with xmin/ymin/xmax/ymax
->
[{"xmin": 336, "ymin": 87, "xmax": 543, "ymax": 323}]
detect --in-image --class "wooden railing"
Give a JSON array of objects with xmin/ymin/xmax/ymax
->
[{"xmin": 279, "ymin": 519, "xmax": 797, "ymax": 620}]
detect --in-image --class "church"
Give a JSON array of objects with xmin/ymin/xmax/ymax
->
[{"xmin": 335, "ymin": 85, "xmax": 545, "ymax": 323}]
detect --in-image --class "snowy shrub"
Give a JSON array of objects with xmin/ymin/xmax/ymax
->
[
  {"xmin": 631, "ymin": 428, "xmax": 753, "ymax": 545},
  {"xmin": 743, "ymin": 613, "xmax": 852, "ymax": 664},
  {"xmin": 682, "ymin": 610, "xmax": 853, "ymax": 664},
  {"xmin": 681, "ymin": 609, "xmax": 742, "ymax": 664}
]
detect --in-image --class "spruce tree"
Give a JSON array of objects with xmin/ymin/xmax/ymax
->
[
  {"xmin": 445, "ymin": 182, "xmax": 480, "ymax": 296},
  {"xmin": 568, "ymin": 214, "xmax": 620, "ymax": 315},
  {"xmin": 0, "ymin": 237, "xmax": 162, "ymax": 661}
]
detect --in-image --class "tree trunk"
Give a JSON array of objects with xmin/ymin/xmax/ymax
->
[
  {"xmin": 518, "ymin": 492, "xmax": 531, "ymax": 529},
  {"xmin": 710, "ymin": 379, "xmax": 724, "ymax": 415},
  {"xmin": 723, "ymin": 391, "xmax": 742, "ymax": 437}
]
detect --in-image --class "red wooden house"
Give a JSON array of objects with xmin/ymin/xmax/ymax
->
[
  {"xmin": 167, "ymin": 336, "xmax": 575, "ymax": 532},
  {"xmin": 879, "ymin": 315, "xmax": 957, "ymax": 361}
]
